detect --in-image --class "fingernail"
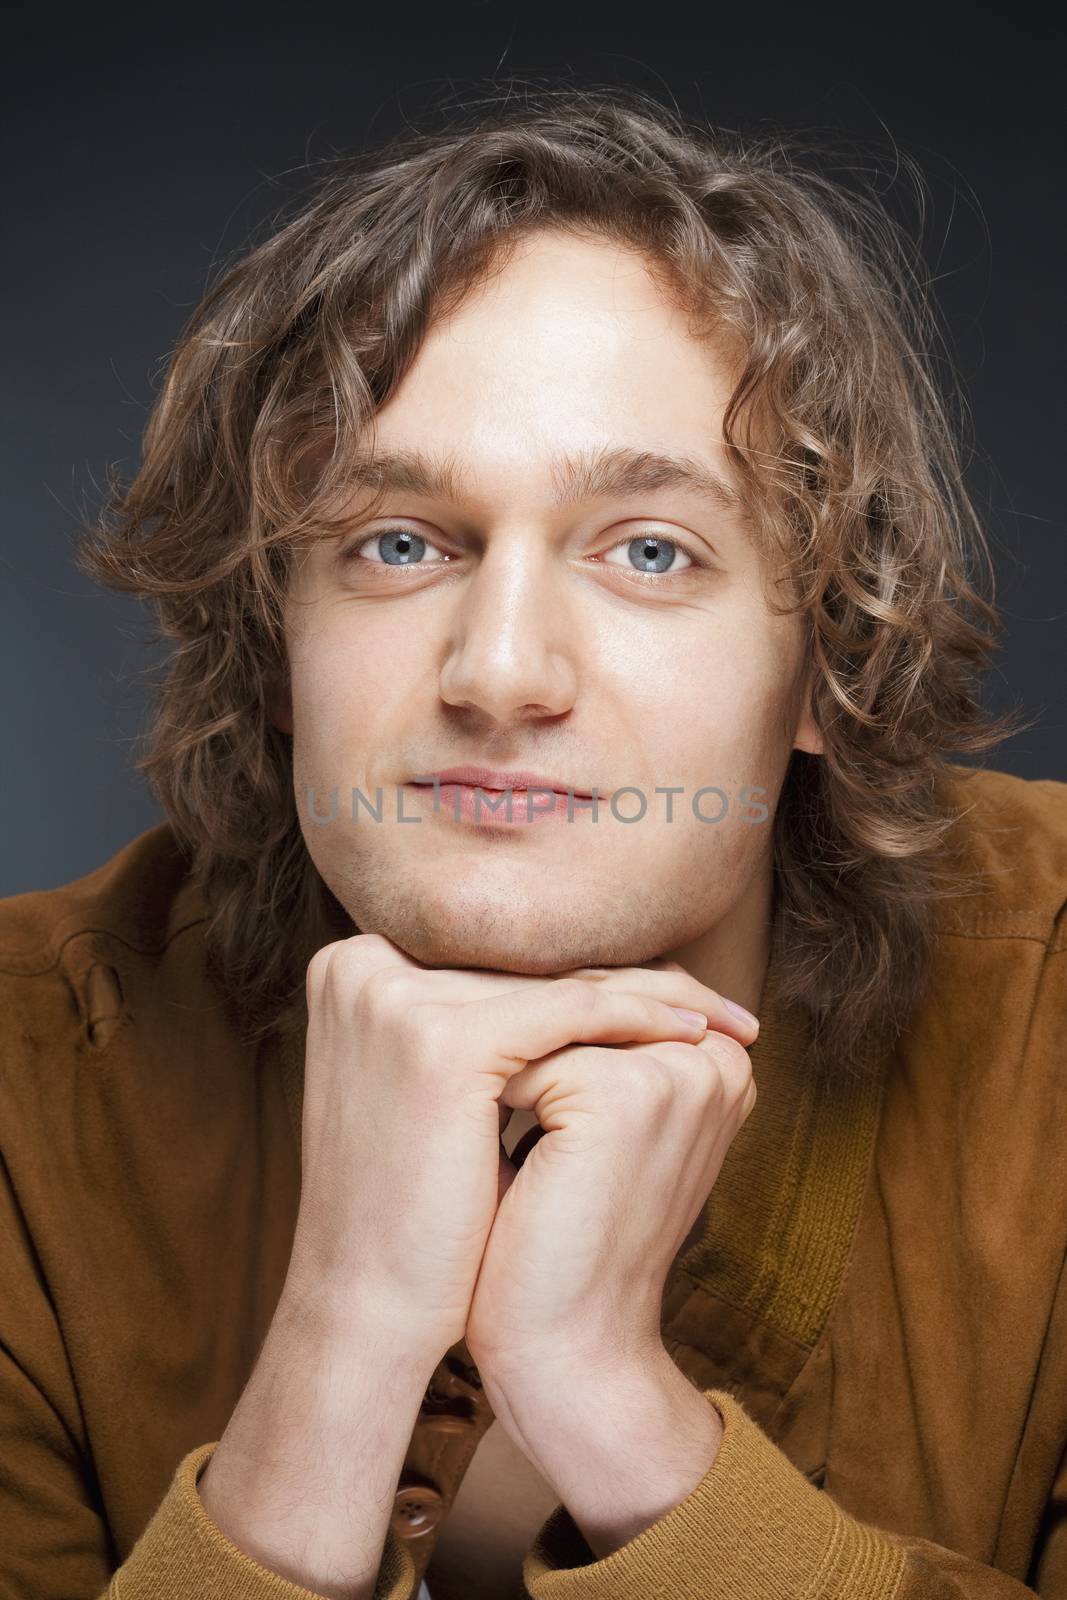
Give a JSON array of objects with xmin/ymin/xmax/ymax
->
[
  {"xmin": 672, "ymin": 1007, "xmax": 708, "ymax": 1031},
  {"xmin": 723, "ymin": 998, "xmax": 759, "ymax": 1033}
]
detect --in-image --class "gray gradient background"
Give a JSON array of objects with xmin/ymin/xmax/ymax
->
[{"xmin": 2, "ymin": 9, "xmax": 1064, "ymax": 896}]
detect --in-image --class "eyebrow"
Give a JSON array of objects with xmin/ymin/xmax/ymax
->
[{"xmin": 345, "ymin": 443, "xmax": 748, "ymax": 522}]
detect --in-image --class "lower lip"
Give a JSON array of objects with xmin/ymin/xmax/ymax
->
[{"xmin": 405, "ymin": 782, "xmax": 596, "ymax": 826}]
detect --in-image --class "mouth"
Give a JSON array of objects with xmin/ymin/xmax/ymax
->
[
  {"xmin": 409, "ymin": 766, "xmax": 595, "ymax": 799},
  {"xmin": 405, "ymin": 768, "xmax": 598, "ymax": 827}
]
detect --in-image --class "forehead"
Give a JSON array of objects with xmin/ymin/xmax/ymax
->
[
  {"xmin": 348, "ymin": 234, "xmax": 748, "ymax": 512},
  {"xmin": 295, "ymin": 228, "xmax": 777, "ymax": 569},
  {"xmin": 387, "ymin": 225, "xmax": 736, "ymax": 410}
]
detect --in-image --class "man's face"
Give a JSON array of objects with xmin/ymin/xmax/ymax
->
[{"xmin": 279, "ymin": 228, "xmax": 821, "ymax": 978}]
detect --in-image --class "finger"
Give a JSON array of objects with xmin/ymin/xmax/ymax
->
[
  {"xmin": 463, "ymin": 978, "xmax": 711, "ymax": 1088},
  {"xmin": 502, "ymin": 1028, "xmax": 753, "ymax": 1124},
  {"xmin": 516, "ymin": 963, "xmax": 758, "ymax": 1044},
  {"xmin": 550, "ymin": 955, "xmax": 684, "ymax": 977},
  {"xmin": 306, "ymin": 931, "xmax": 418, "ymax": 999},
  {"xmin": 640, "ymin": 956, "xmax": 689, "ymax": 973}
]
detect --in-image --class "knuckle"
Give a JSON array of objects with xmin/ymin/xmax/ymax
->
[
  {"xmin": 338, "ymin": 966, "xmax": 413, "ymax": 1029},
  {"xmin": 651, "ymin": 1038, "xmax": 707, "ymax": 1099},
  {"xmin": 349, "ymin": 972, "xmax": 446, "ymax": 1076},
  {"xmin": 707, "ymin": 1031, "xmax": 754, "ymax": 1094},
  {"xmin": 623, "ymin": 1051, "xmax": 675, "ymax": 1102},
  {"xmin": 346, "ymin": 932, "xmax": 396, "ymax": 957},
  {"xmin": 403, "ymin": 996, "xmax": 451, "ymax": 1054},
  {"xmin": 334, "ymin": 932, "xmax": 397, "ymax": 976},
  {"xmin": 313, "ymin": 933, "xmax": 390, "ymax": 988},
  {"xmin": 358, "ymin": 964, "xmax": 416, "ymax": 1012},
  {"xmin": 651, "ymin": 996, "xmax": 686, "ymax": 1030},
  {"xmin": 305, "ymin": 941, "xmax": 343, "ymax": 999},
  {"xmin": 555, "ymin": 975, "xmax": 595, "ymax": 1010}
]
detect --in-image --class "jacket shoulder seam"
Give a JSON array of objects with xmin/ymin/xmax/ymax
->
[{"xmin": 0, "ymin": 915, "xmax": 211, "ymax": 979}]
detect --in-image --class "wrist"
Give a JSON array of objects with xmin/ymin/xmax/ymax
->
[
  {"xmin": 199, "ymin": 1281, "xmax": 433, "ymax": 1597},
  {"xmin": 476, "ymin": 1332, "xmax": 669, "ymax": 1400},
  {"xmin": 482, "ymin": 1351, "xmax": 724, "ymax": 1562},
  {"xmin": 480, "ymin": 1347, "xmax": 721, "ymax": 1489},
  {"xmin": 278, "ymin": 1263, "xmax": 445, "ymax": 1380}
]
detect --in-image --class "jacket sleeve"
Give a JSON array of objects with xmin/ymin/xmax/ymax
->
[
  {"xmin": 522, "ymin": 1388, "xmax": 1066, "ymax": 1598},
  {"xmin": 0, "ymin": 1150, "xmax": 420, "ymax": 1600},
  {"xmin": 112, "ymin": 1441, "xmax": 420, "ymax": 1600}
]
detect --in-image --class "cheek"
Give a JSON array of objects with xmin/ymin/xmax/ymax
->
[
  {"xmin": 666, "ymin": 640, "xmax": 800, "ymax": 767},
  {"xmin": 289, "ymin": 627, "xmax": 398, "ymax": 744}
]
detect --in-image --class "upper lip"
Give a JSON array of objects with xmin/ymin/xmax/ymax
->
[{"xmin": 410, "ymin": 765, "xmax": 595, "ymax": 798}]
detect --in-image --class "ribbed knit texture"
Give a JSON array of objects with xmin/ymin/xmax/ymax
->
[
  {"xmin": 115, "ymin": 1441, "xmax": 417, "ymax": 1599},
  {"xmin": 523, "ymin": 1388, "xmax": 906, "ymax": 1599},
  {"xmin": 657, "ymin": 967, "xmax": 885, "ymax": 1351}
]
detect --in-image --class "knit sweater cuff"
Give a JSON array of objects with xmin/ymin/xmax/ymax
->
[
  {"xmin": 115, "ymin": 1441, "xmax": 419, "ymax": 1600},
  {"xmin": 523, "ymin": 1388, "xmax": 907, "ymax": 1598}
]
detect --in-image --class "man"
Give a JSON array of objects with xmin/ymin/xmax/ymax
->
[{"xmin": 1, "ymin": 86, "xmax": 1064, "ymax": 1599}]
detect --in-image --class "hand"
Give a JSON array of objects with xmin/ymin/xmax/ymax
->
[
  {"xmin": 464, "ymin": 959, "xmax": 758, "ymax": 1379},
  {"xmin": 286, "ymin": 938, "xmax": 740, "ymax": 1364}
]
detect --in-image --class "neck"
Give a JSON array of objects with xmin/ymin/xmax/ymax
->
[{"xmin": 659, "ymin": 857, "xmax": 774, "ymax": 1023}]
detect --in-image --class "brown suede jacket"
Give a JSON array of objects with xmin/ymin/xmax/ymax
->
[{"xmin": 0, "ymin": 761, "xmax": 1065, "ymax": 1598}]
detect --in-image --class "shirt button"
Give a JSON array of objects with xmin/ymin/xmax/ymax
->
[{"xmin": 391, "ymin": 1482, "xmax": 445, "ymax": 1539}]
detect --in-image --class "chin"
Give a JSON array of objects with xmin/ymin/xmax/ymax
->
[
  {"xmin": 384, "ymin": 921, "xmax": 586, "ymax": 977},
  {"xmin": 364, "ymin": 892, "xmax": 675, "ymax": 977},
  {"xmin": 335, "ymin": 864, "xmax": 676, "ymax": 975}
]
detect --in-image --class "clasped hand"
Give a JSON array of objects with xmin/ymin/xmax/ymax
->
[{"xmin": 465, "ymin": 958, "xmax": 759, "ymax": 1381}]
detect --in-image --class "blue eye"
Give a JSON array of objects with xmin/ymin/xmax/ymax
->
[
  {"xmin": 603, "ymin": 535, "xmax": 694, "ymax": 575},
  {"xmin": 342, "ymin": 527, "xmax": 705, "ymax": 577},
  {"xmin": 380, "ymin": 529, "xmax": 423, "ymax": 564},
  {"xmin": 346, "ymin": 528, "xmax": 446, "ymax": 566}
]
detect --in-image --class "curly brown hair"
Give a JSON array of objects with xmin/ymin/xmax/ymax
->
[{"xmin": 76, "ymin": 82, "xmax": 1031, "ymax": 1086}]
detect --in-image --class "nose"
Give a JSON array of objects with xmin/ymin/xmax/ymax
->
[{"xmin": 437, "ymin": 535, "xmax": 578, "ymax": 722}]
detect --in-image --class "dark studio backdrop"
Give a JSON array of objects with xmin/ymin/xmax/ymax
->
[{"xmin": 2, "ymin": 7, "xmax": 1064, "ymax": 895}]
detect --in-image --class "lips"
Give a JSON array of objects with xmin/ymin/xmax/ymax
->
[{"xmin": 412, "ymin": 766, "xmax": 594, "ymax": 799}]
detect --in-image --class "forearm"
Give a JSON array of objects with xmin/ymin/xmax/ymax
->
[
  {"xmin": 198, "ymin": 1275, "xmax": 437, "ymax": 1600},
  {"xmin": 481, "ymin": 1349, "xmax": 723, "ymax": 1561}
]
